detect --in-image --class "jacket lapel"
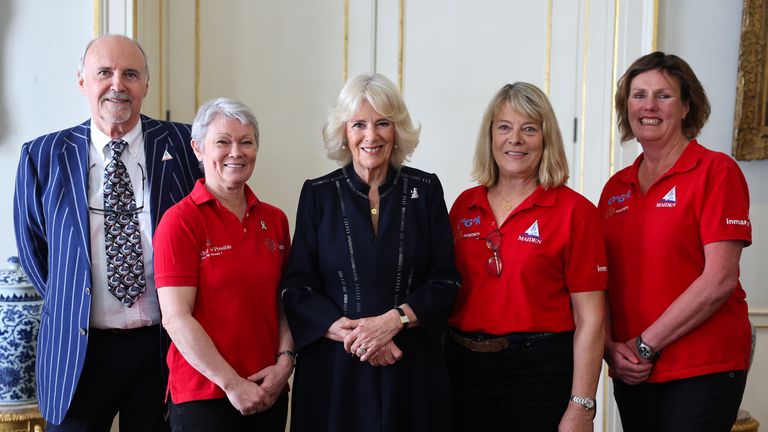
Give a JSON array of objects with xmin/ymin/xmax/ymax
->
[
  {"xmin": 57, "ymin": 120, "xmax": 92, "ymax": 263},
  {"xmin": 142, "ymin": 115, "xmax": 176, "ymax": 231}
]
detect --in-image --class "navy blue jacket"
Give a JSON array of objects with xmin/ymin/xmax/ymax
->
[{"xmin": 283, "ymin": 164, "xmax": 460, "ymax": 432}]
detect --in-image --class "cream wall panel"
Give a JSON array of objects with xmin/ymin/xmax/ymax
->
[
  {"xmin": 136, "ymin": 0, "xmax": 162, "ymax": 120},
  {"xmin": 0, "ymin": 0, "xmax": 92, "ymax": 262},
  {"xmin": 166, "ymin": 1, "xmax": 196, "ymax": 123},
  {"xmin": 196, "ymin": 1, "xmax": 344, "ymax": 220},
  {"xmin": 347, "ymin": 0, "xmax": 376, "ymax": 78},
  {"xmin": 99, "ymin": 0, "xmax": 134, "ymax": 37},
  {"xmin": 550, "ymin": 0, "xmax": 582, "ymax": 190},
  {"xmin": 401, "ymin": 0, "xmax": 552, "ymax": 207},
  {"xmin": 745, "ymin": 312, "xmax": 768, "ymax": 420},
  {"xmin": 373, "ymin": 0, "xmax": 401, "ymax": 86}
]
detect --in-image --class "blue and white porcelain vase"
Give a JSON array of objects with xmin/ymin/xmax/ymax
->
[{"xmin": 0, "ymin": 256, "xmax": 42, "ymax": 405}]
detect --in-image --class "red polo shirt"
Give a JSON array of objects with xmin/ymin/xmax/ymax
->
[
  {"xmin": 154, "ymin": 179, "xmax": 290, "ymax": 403},
  {"xmin": 449, "ymin": 184, "xmax": 607, "ymax": 334},
  {"xmin": 599, "ymin": 140, "xmax": 752, "ymax": 382}
]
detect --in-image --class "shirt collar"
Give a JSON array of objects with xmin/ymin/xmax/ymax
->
[
  {"xmin": 89, "ymin": 120, "xmax": 143, "ymax": 161},
  {"xmin": 190, "ymin": 179, "xmax": 260, "ymax": 209},
  {"xmin": 342, "ymin": 163, "xmax": 400, "ymax": 197},
  {"xmin": 617, "ymin": 139, "xmax": 703, "ymax": 185},
  {"xmin": 461, "ymin": 184, "xmax": 558, "ymax": 212}
]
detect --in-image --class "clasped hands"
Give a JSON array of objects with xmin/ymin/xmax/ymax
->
[
  {"xmin": 225, "ymin": 356, "xmax": 294, "ymax": 416},
  {"xmin": 325, "ymin": 310, "xmax": 404, "ymax": 367},
  {"xmin": 604, "ymin": 338, "xmax": 654, "ymax": 385}
]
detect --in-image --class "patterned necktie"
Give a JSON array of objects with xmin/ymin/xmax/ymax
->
[{"xmin": 104, "ymin": 140, "xmax": 146, "ymax": 307}]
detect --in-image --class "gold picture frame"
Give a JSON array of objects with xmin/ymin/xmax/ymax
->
[{"xmin": 733, "ymin": 0, "xmax": 768, "ymax": 160}]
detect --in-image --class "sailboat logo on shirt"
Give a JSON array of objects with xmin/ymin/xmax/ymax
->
[
  {"xmin": 518, "ymin": 220, "xmax": 542, "ymax": 244},
  {"xmin": 656, "ymin": 186, "xmax": 677, "ymax": 208}
]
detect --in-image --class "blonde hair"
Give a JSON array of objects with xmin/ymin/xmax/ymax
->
[
  {"xmin": 472, "ymin": 82, "xmax": 569, "ymax": 189},
  {"xmin": 323, "ymin": 73, "xmax": 420, "ymax": 167}
]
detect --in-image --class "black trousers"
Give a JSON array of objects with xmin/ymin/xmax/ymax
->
[
  {"xmin": 47, "ymin": 325, "xmax": 168, "ymax": 432},
  {"xmin": 446, "ymin": 331, "xmax": 574, "ymax": 432},
  {"xmin": 168, "ymin": 394, "xmax": 288, "ymax": 432},
  {"xmin": 613, "ymin": 370, "xmax": 747, "ymax": 432}
]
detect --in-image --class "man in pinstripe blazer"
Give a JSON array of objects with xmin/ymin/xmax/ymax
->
[{"xmin": 13, "ymin": 35, "xmax": 201, "ymax": 431}]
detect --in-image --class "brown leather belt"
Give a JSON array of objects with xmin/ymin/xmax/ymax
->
[
  {"xmin": 450, "ymin": 329, "xmax": 558, "ymax": 353},
  {"xmin": 451, "ymin": 333, "xmax": 510, "ymax": 352}
]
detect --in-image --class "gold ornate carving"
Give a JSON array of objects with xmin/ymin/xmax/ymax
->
[
  {"xmin": 733, "ymin": 0, "xmax": 768, "ymax": 160},
  {"xmin": 0, "ymin": 405, "xmax": 45, "ymax": 432}
]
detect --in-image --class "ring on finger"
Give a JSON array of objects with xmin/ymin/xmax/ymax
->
[{"xmin": 356, "ymin": 347, "xmax": 367, "ymax": 356}]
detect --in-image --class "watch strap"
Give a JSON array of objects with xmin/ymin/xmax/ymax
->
[
  {"xmin": 395, "ymin": 306, "xmax": 409, "ymax": 330},
  {"xmin": 569, "ymin": 394, "xmax": 596, "ymax": 410},
  {"xmin": 635, "ymin": 335, "xmax": 661, "ymax": 362}
]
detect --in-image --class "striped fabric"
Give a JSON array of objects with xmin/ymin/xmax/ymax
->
[{"xmin": 13, "ymin": 115, "xmax": 201, "ymax": 424}]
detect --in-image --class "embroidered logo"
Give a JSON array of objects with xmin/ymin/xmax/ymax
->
[
  {"xmin": 605, "ymin": 189, "xmax": 631, "ymax": 218},
  {"xmin": 725, "ymin": 218, "xmax": 751, "ymax": 227},
  {"xmin": 200, "ymin": 242, "xmax": 233, "ymax": 260},
  {"xmin": 607, "ymin": 190, "xmax": 631, "ymax": 205},
  {"xmin": 264, "ymin": 238, "xmax": 277, "ymax": 251},
  {"xmin": 458, "ymin": 216, "xmax": 481, "ymax": 238},
  {"xmin": 656, "ymin": 186, "xmax": 677, "ymax": 208},
  {"xmin": 518, "ymin": 220, "xmax": 542, "ymax": 244},
  {"xmin": 410, "ymin": 187, "xmax": 420, "ymax": 199},
  {"xmin": 597, "ymin": 265, "xmax": 608, "ymax": 272}
]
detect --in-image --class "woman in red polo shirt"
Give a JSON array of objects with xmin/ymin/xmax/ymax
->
[
  {"xmin": 153, "ymin": 98, "xmax": 294, "ymax": 431},
  {"xmin": 600, "ymin": 52, "xmax": 752, "ymax": 432},
  {"xmin": 448, "ymin": 82, "xmax": 606, "ymax": 431}
]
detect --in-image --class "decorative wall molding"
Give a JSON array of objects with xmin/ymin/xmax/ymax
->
[{"xmin": 733, "ymin": 0, "xmax": 768, "ymax": 160}]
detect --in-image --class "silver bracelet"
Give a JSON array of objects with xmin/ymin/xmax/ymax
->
[{"xmin": 276, "ymin": 350, "xmax": 297, "ymax": 360}]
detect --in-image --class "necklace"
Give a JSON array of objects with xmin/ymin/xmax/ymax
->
[
  {"xmin": 370, "ymin": 200, "xmax": 380, "ymax": 215},
  {"xmin": 492, "ymin": 188, "xmax": 514, "ymax": 213}
]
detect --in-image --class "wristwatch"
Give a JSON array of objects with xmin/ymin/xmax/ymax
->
[
  {"xmin": 395, "ymin": 306, "xmax": 409, "ymax": 330},
  {"xmin": 635, "ymin": 335, "xmax": 660, "ymax": 362},
  {"xmin": 569, "ymin": 394, "xmax": 596, "ymax": 410}
]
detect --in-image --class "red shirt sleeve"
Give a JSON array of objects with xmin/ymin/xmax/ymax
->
[
  {"xmin": 153, "ymin": 203, "xmax": 203, "ymax": 288},
  {"xmin": 564, "ymin": 196, "xmax": 608, "ymax": 293},
  {"xmin": 699, "ymin": 155, "xmax": 751, "ymax": 247}
]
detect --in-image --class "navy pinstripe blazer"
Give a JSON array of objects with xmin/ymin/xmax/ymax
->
[{"xmin": 13, "ymin": 115, "xmax": 202, "ymax": 424}]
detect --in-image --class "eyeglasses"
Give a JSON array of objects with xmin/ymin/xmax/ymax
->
[
  {"xmin": 88, "ymin": 162, "xmax": 146, "ymax": 216},
  {"xmin": 478, "ymin": 229, "xmax": 503, "ymax": 277}
]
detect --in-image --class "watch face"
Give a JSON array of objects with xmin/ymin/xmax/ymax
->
[
  {"xmin": 584, "ymin": 399, "xmax": 595, "ymax": 409},
  {"xmin": 638, "ymin": 345, "xmax": 651, "ymax": 359}
]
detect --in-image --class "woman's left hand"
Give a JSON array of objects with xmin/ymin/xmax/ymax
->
[
  {"xmin": 366, "ymin": 341, "xmax": 403, "ymax": 367},
  {"xmin": 344, "ymin": 310, "xmax": 401, "ymax": 361},
  {"xmin": 558, "ymin": 403, "xmax": 594, "ymax": 432},
  {"xmin": 247, "ymin": 356, "xmax": 294, "ymax": 411}
]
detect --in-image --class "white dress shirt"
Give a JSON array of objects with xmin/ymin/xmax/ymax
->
[{"xmin": 87, "ymin": 122, "xmax": 160, "ymax": 329}]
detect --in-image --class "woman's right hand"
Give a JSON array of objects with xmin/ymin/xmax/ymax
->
[
  {"xmin": 223, "ymin": 377, "xmax": 270, "ymax": 415},
  {"xmin": 325, "ymin": 316, "xmax": 353, "ymax": 342},
  {"xmin": 605, "ymin": 339, "xmax": 653, "ymax": 384},
  {"xmin": 366, "ymin": 341, "xmax": 403, "ymax": 367}
]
